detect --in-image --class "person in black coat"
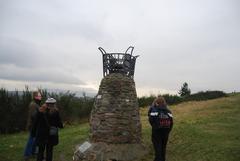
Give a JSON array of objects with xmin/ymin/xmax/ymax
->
[
  {"xmin": 148, "ymin": 96, "xmax": 173, "ymax": 161},
  {"xmin": 32, "ymin": 98, "xmax": 63, "ymax": 161}
]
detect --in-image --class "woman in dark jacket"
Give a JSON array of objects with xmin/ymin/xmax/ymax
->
[
  {"xmin": 32, "ymin": 98, "xmax": 63, "ymax": 161},
  {"xmin": 148, "ymin": 96, "xmax": 173, "ymax": 161}
]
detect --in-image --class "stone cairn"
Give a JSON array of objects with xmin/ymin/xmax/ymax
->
[{"xmin": 73, "ymin": 47, "xmax": 147, "ymax": 161}]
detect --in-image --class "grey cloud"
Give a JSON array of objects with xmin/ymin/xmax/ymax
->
[
  {"xmin": 0, "ymin": 64, "xmax": 85, "ymax": 85},
  {"xmin": 0, "ymin": 0, "xmax": 240, "ymax": 95},
  {"xmin": 0, "ymin": 0, "xmax": 107, "ymax": 42},
  {"xmin": 0, "ymin": 38, "xmax": 41, "ymax": 67}
]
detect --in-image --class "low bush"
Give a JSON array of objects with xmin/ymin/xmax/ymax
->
[
  {"xmin": 138, "ymin": 91, "xmax": 227, "ymax": 108},
  {"xmin": 138, "ymin": 94, "xmax": 183, "ymax": 107},
  {"xmin": 184, "ymin": 90, "xmax": 227, "ymax": 101}
]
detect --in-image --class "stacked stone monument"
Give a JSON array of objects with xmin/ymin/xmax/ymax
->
[{"xmin": 73, "ymin": 47, "xmax": 146, "ymax": 161}]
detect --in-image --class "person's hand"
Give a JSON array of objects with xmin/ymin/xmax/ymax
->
[{"xmin": 39, "ymin": 104, "xmax": 47, "ymax": 112}]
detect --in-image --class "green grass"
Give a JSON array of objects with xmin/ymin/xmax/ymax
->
[
  {"xmin": 0, "ymin": 123, "xmax": 89, "ymax": 161},
  {"xmin": 1, "ymin": 94, "xmax": 240, "ymax": 161}
]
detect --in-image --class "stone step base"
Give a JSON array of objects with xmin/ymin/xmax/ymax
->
[{"xmin": 73, "ymin": 142, "xmax": 148, "ymax": 161}]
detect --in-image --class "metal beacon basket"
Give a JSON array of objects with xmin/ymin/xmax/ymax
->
[{"xmin": 98, "ymin": 46, "xmax": 139, "ymax": 78}]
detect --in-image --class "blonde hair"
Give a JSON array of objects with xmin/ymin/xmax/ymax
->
[
  {"xmin": 32, "ymin": 91, "xmax": 40, "ymax": 99},
  {"xmin": 152, "ymin": 96, "xmax": 167, "ymax": 106}
]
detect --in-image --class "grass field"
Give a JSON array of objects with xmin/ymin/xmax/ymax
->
[{"xmin": 1, "ymin": 94, "xmax": 240, "ymax": 161}]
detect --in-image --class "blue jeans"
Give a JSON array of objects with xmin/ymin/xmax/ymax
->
[{"xmin": 24, "ymin": 134, "xmax": 37, "ymax": 157}]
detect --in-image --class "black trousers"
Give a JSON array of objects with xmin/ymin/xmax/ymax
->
[
  {"xmin": 152, "ymin": 129, "xmax": 170, "ymax": 161},
  {"xmin": 37, "ymin": 143, "xmax": 54, "ymax": 161}
]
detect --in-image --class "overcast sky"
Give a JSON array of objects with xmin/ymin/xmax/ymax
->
[{"xmin": 0, "ymin": 0, "xmax": 239, "ymax": 96}]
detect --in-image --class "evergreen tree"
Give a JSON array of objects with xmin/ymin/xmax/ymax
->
[{"xmin": 179, "ymin": 82, "xmax": 191, "ymax": 97}]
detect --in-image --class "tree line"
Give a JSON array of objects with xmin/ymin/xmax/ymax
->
[
  {"xmin": 138, "ymin": 82, "xmax": 227, "ymax": 107},
  {"xmin": 0, "ymin": 87, "xmax": 94, "ymax": 134},
  {"xmin": 0, "ymin": 82, "xmax": 227, "ymax": 134}
]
